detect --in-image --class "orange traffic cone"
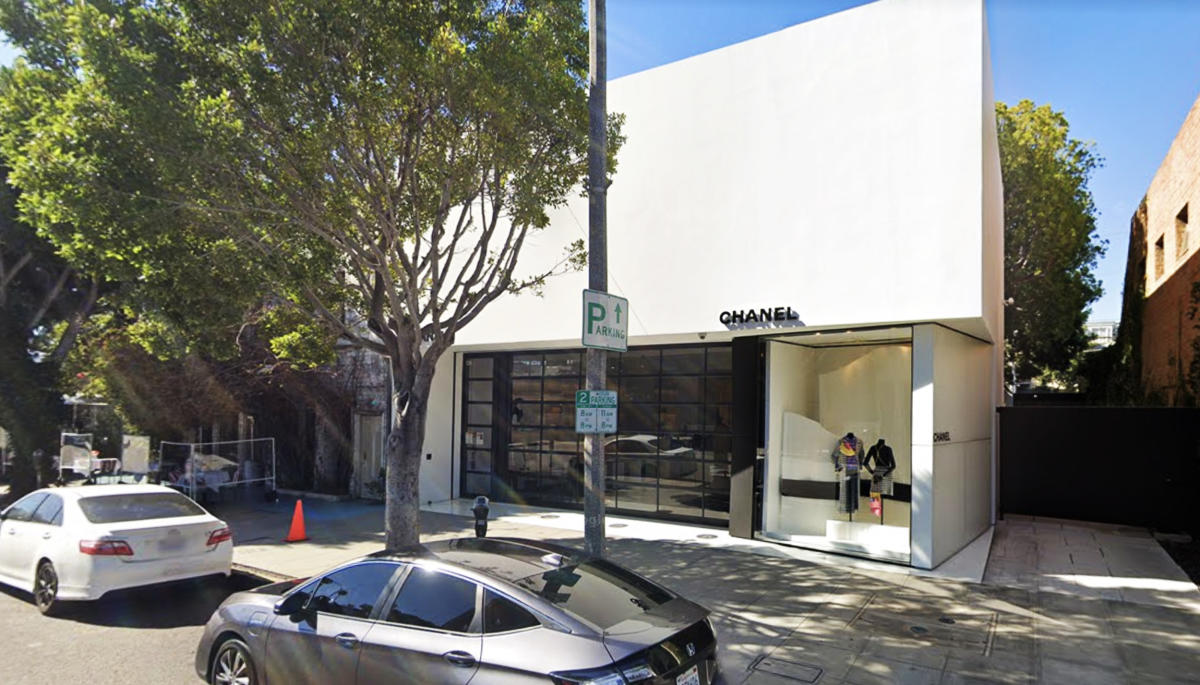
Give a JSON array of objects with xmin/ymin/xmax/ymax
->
[{"xmin": 284, "ymin": 500, "xmax": 309, "ymax": 542}]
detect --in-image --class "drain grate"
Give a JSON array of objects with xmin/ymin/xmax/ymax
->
[
  {"xmin": 749, "ymin": 655, "xmax": 823, "ymax": 683},
  {"xmin": 697, "ymin": 533, "xmax": 718, "ymax": 539},
  {"xmin": 610, "ymin": 523, "xmax": 628, "ymax": 528},
  {"xmin": 539, "ymin": 514, "xmax": 559, "ymax": 519}
]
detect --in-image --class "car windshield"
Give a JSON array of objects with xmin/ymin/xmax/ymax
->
[
  {"xmin": 77, "ymin": 492, "xmax": 207, "ymax": 523},
  {"xmin": 513, "ymin": 558, "xmax": 672, "ymax": 630}
]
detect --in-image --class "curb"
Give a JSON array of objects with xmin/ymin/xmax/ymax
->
[
  {"xmin": 232, "ymin": 561, "xmax": 298, "ymax": 582},
  {"xmin": 276, "ymin": 488, "xmax": 355, "ymax": 503}
]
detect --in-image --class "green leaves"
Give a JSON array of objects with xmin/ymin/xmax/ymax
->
[{"xmin": 996, "ymin": 100, "xmax": 1106, "ymax": 387}]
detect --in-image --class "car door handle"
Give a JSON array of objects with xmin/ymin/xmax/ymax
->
[
  {"xmin": 443, "ymin": 651, "xmax": 476, "ymax": 668},
  {"xmin": 334, "ymin": 633, "xmax": 359, "ymax": 650},
  {"xmin": 41, "ymin": 532, "xmax": 51, "ymax": 540},
  {"xmin": 6, "ymin": 528, "xmax": 14, "ymax": 535}
]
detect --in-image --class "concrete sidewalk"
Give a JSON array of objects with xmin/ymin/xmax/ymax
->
[
  {"xmin": 984, "ymin": 516, "xmax": 1200, "ymax": 612},
  {"xmin": 215, "ymin": 497, "xmax": 1200, "ymax": 684}
]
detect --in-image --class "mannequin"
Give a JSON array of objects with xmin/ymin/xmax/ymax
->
[
  {"xmin": 864, "ymin": 438, "xmax": 895, "ymax": 496},
  {"xmin": 865, "ymin": 438, "xmax": 895, "ymax": 517},
  {"xmin": 830, "ymin": 432, "xmax": 864, "ymax": 514}
]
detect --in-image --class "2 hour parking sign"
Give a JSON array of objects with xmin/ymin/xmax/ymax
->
[
  {"xmin": 575, "ymin": 390, "xmax": 617, "ymax": 434},
  {"xmin": 581, "ymin": 289, "xmax": 628, "ymax": 352}
]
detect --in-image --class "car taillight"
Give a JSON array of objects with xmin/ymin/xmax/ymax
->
[
  {"xmin": 207, "ymin": 527, "xmax": 233, "ymax": 546},
  {"xmin": 79, "ymin": 540, "xmax": 134, "ymax": 556},
  {"xmin": 549, "ymin": 668, "xmax": 626, "ymax": 685}
]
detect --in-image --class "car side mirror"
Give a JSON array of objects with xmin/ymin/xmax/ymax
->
[{"xmin": 273, "ymin": 593, "xmax": 307, "ymax": 616}]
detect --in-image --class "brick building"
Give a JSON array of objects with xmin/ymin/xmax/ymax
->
[{"xmin": 1125, "ymin": 92, "xmax": 1200, "ymax": 404}]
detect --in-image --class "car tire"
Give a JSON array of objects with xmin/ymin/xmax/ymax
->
[
  {"xmin": 211, "ymin": 637, "xmax": 257, "ymax": 685},
  {"xmin": 33, "ymin": 560, "xmax": 60, "ymax": 616}
]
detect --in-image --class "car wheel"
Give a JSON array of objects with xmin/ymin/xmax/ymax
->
[
  {"xmin": 211, "ymin": 638, "xmax": 256, "ymax": 685},
  {"xmin": 34, "ymin": 560, "xmax": 60, "ymax": 616}
]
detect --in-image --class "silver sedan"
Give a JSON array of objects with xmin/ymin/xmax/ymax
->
[{"xmin": 195, "ymin": 537, "xmax": 717, "ymax": 684}]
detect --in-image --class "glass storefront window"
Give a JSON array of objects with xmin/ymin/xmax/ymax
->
[
  {"xmin": 707, "ymin": 347, "xmax": 732, "ymax": 374},
  {"xmin": 467, "ymin": 404, "xmax": 492, "ymax": 426},
  {"xmin": 466, "ymin": 357, "xmax": 494, "ymax": 379},
  {"xmin": 542, "ymin": 378, "xmax": 578, "ymax": 402},
  {"xmin": 468, "ymin": 381, "xmax": 493, "ymax": 403},
  {"xmin": 465, "ymin": 473, "xmax": 490, "ymax": 496},
  {"xmin": 661, "ymin": 376, "xmax": 703, "ymax": 402},
  {"xmin": 511, "ymin": 427, "xmax": 540, "ymax": 450},
  {"xmin": 464, "ymin": 427, "xmax": 492, "ymax": 449},
  {"xmin": 542, "ymin": 403, "xmax": 574, "ymax": 428},
  {"xmin": 706, "ymin": 405, "xmax": 733, "ymax": 433},
  {"xmin": 512, "ymin": 378, "xmax": 541, "ymax": 401},
  {"xmin": 621, "ymin": 349, "xmax": 660, "ymax": 375},
  {"xmin": 512, "ymin": 400, "xmax": 540, "ymax": 426},
  {"xmin": 761, "ymin": 339, "xmax": 913, "ymax": 563},
  {"xmin": 705, "ymin": 377, "xmax": 732, "ymax": 404},
  {"xmin": 620, "ymin": 403, "xmax": 659, "ymax": 432},
  {"xmin": 661, "ymin": 348, "xmax": 705, "ymax": 375},
  {"xmin": 660, "ymin": 404, "xmax": 703, "ymax": 432},
  {"xmin": 513, "ymin": 355, "xmax": 543, "ymax": 377},
  {"xmin": 619, "ymin": 377, "xmax": 658, "ymax": 403},
  {"xmin": 462, "ymin": 343, "xmax": 733, "ymax": 525},
  {"xmin": 544, "ymin": 352, "xmax": 582, "ymax": 376},
  {"xmin": 466, "ymin": 450, "xmax": 492, "ymax": 472}
]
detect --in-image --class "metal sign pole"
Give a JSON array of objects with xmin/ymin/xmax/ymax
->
[{"xmin": 584, "ymin": 0, "xmax": 608, "ymax": 559}]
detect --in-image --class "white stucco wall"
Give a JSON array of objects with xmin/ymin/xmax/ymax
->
[
  {"xmin": 418, "ymin": 352, "xmax": 457, "ymax": 504},
  {"xmin": 929, "ymin": 325, "xmax": 994, "ymax": 566},
  {"xmin": 455, "ymin": 0, "xmax": 998, "ymax": 347}
]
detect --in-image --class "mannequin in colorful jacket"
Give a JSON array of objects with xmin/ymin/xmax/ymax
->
[{"xmin": 831, "ymin": 433, "xmax": 864, "ymax": 514}]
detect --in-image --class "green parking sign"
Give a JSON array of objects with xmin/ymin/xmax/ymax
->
[{"xmin": 581, "ymin": 289, "xmax": 628, "ymax": 352}]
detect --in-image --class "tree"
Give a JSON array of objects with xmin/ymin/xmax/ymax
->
[
  {"xmin": 0, "ymin": 0, "xmax": 620, "ymax": 549},
  {"xmin": 996, "ymin": 100, "xmax": 1106, "ymax": 387},
  {"xmin": 0, "ymin": 163, "xmax": 98, "ymax": 496}
]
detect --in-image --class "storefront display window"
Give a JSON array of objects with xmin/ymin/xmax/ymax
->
[
  {"xmin": 461, "ymin": 344, "xmax": 732, "ymax": 523},
  {"xmin": 762, "ymin": 333, "xmax": 913, "ymax": 563}
]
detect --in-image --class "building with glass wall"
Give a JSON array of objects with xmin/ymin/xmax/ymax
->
[{"xmin": 411, "ymin": 0, "xmax": 1004, "ymax": 570}]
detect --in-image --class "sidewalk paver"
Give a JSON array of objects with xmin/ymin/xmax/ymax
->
[{"xmin": 984, "ymin": 516, "xmax": 1200, "ymax": 612}]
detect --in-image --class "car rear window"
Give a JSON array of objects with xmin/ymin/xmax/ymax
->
[
  {"xmin": 513, "ymin": 558, "xmax": 673, "ymax": 630},
  {"xmin": 77, "ymin": 492, "xmax": 207, "ymax": 523}
]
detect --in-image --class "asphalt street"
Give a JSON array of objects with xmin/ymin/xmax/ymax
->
[{"xmin": 0, "ymin": 572, "xmax": 264, "ymax": 685}]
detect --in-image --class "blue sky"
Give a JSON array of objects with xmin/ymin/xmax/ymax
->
[{"xmin": 4, "ymin": 0, "xmax": 1200, "ymax": 321}]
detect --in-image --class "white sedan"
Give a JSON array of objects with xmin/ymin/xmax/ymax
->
[{"xmin": 0, "ymin": 484, "xmax": 233, "ymax": 615}]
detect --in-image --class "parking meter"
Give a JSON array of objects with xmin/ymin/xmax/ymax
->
[{"xmin": 472, "ymin": 496, "xmax": 489, "ymax": 538}]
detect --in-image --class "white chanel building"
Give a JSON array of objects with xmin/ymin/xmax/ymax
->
[{"xmin": 405, "ymin": 0, "xmax": 1003, "ymax": 570}]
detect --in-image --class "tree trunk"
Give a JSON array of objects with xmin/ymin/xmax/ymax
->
[{"xmin": 384, "ymin": 387, "xmax": 430, "ymax": 551}]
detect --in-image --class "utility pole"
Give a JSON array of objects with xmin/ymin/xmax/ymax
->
[{"xmin": 584, "ymin": 0, "xmax": 607, "ymax": 558}]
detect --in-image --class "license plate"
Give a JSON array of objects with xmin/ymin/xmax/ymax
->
[
  {"xmin": 676, "ymin": 664, "xmax": 700, "ymax": 685},
  {"xmin": 159, "ymin": 537, "xmax": 185, "ymax": 551}
]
